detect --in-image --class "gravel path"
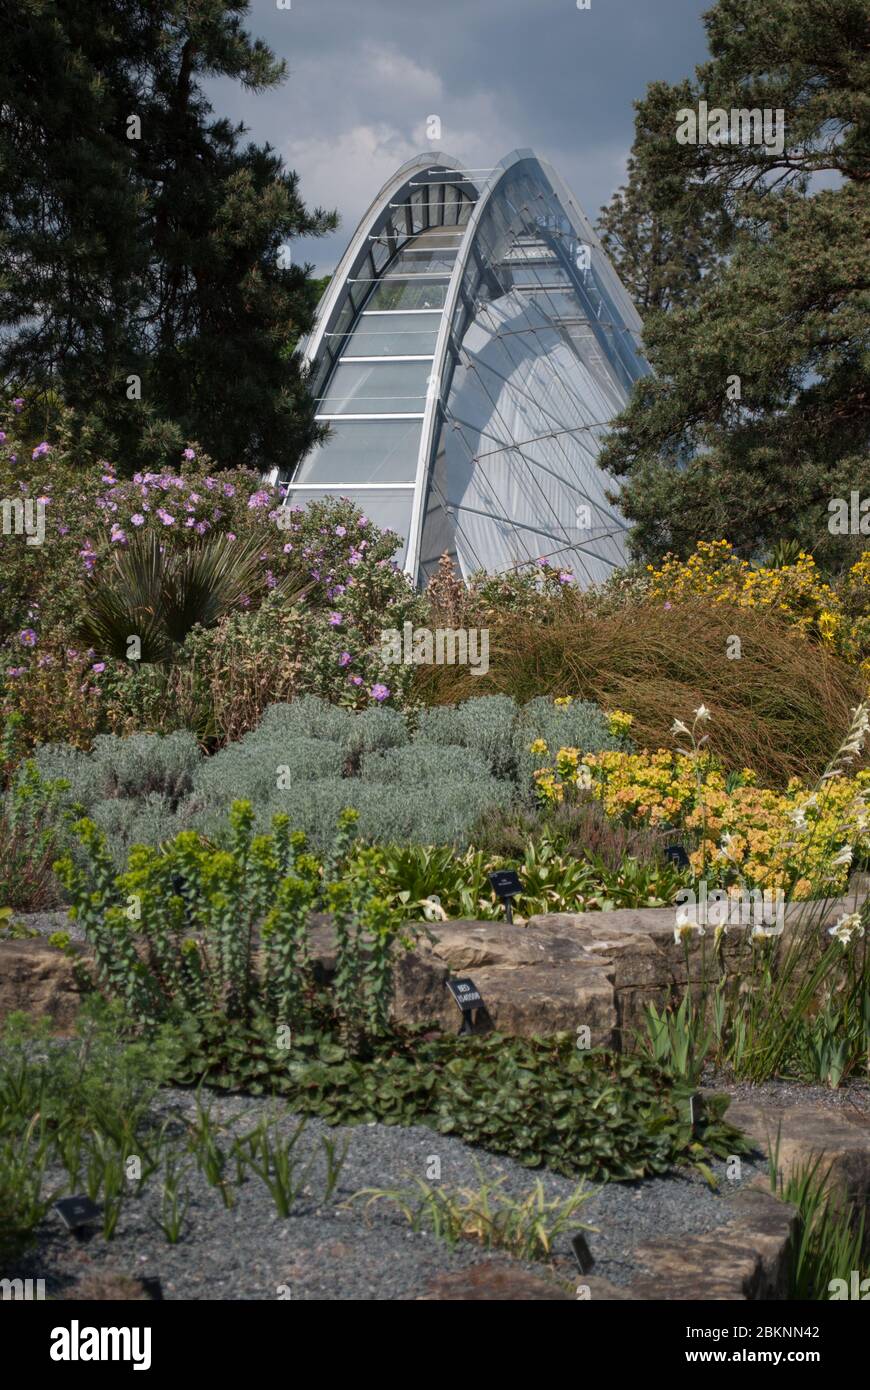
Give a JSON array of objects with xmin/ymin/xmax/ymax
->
[
  {"xmin": 704, "ymin": 1072, "xmax": 870, "ymax": 1115},
  {"xmin": 13, "ymin": 1087, "xmax": 767, "ymax": 1301}
]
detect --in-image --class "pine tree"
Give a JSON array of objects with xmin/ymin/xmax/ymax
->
[
  {"xmin": 599, "ymin": 0, "xmax": 870, "ymax": 571},
  {"xmin": 595, "ymin": 155, "xmax": 723, "ymax": 316},
  {"xmin": 0, "ymin": 0, "xmax": 336, "ymax": 473}
]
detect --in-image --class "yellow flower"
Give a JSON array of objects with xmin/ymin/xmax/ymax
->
[{"xmin": 605, "ymin": 708, "xmax": 634, "ymax": 738}]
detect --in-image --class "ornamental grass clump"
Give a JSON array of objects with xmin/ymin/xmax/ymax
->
[
  {"xmin": 415, "ymin": 596, "xmax": 864, "ymax": 787},
  {"xmin": 53, "ymin": 801, "xmax": 405, "ymax": 1044}
]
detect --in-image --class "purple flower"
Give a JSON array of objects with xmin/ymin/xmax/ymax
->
[
  {"xmin": 265, "ymin": 571, "xmax": 277, "ymax": 589},
  {"xmin": 248, "ymin": 490, "xmax": 270, "ymax": 509},
  {"xmin": 183, "ymin": 448, "xmax": 196, "ymax": 461},
  {"xmin": 663, "ymin": 601, "xmax": 672, "ymax": 611},
  {"xmin": 339, "ymin": 651, "xmax": 352, "ymax": 667},
  {"xmin": 130, "ymin": 513, "xmax": 145, "ymax": 526},
  {"xmin": 204, "ymin": 477, "xmax": 216, "ymax": 490},
  {"xmin": 195, "ymin": 521, "xmax": 208, "ymax": 535},
  {"xmin": 110, "ymin": 524, "xmax": 127, "ymax": 544},
  {"xmin": 328, "ymin": 611, "xmax": 343, "ymax": 627},
  {"xmin": 335, "ymin": 525, "xmax": 346, "ymax": 537},
  {"xmin": 184, "ymin": 517, "xmax": 195, "ymax": 527},
  {"xmin": 32, "ymin": 441, "xmax": 51, "ymax": 459},
  {"xmin": 227, "ymin": 532, "xmax": 236, "ymax": 541},
  {"xmin": 12, "ymin": 397, "xmax": 24, "ymax": 412},
  {"xmin": 358, "ymin": 517, "xmax": 369, "ymax": 528},
  {"xmin": 19, "ymin": 628, "xmax": 37, "ymax": 647},
  {"xmin": 157, "ymin": 509, "xmax": 175, "ymax": 526},
  {"xmin": 223, "ymin": 483, "xmax": 235, "ymax": 498},
  {"xmin": 283, "ymin": 542, "xmax": 294, "ymax": 553},
  {"xmin": 92, "ymin": 662, "xmax": 106, "ymax": 674},
  {"xmin": 0, "ymin": 432, "xmax": 6, "ymax": 443},
  {"xmin": 558, "ymin": 572, "xmax": 574, "ymax": 585},
  {"xmin": 58, "ymin": 523, "xmax": 69, "ymax": 536},
  {"xmin": 350, "ymin": 675, "xmax": 363, "ymax": 686},
  {"xmin": 370, "ymin": 683, "xmax": 390, "ymax": 703},
  {"xmin": 101, "ymin": 474, "xmax": 115, "ymax": 484},
  {"xmin": 6, "ymin": 666, "xmax": 25, "ymax": 678}
]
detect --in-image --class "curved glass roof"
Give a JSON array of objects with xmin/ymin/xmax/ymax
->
[{"xmin": 275, "ymin": 150, "xmax": 649, "ymax": 587}]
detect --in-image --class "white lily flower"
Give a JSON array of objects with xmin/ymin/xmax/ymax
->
[
  {"xmin": 830, "ymin": 844, "xmax": 854, "ymax": 868},
  {"xmin": 828, "ymin": 912, "xmax": 864, "ymax": 947},
  {"xmin": 671, "ymin": 719, "xmax": 690, "ymax": 737},
  {"xmin": 694, "ymin": 705, "xmax": 711, "ymax": 721}
]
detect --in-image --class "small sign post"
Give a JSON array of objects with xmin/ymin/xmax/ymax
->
[
  {"xmin": 445, "ymin": 977, "xmax": 483, "ymax": 1035},
  {"xmin": 570, "ymin": 1231, "xmax": 595, "ymax": 1275},
  {"xmin": 53, "ymin": 1195, "xmax": 101, "ymax": 1238},
  {"xmin": 665, "ymin": 844, "xmax": 690, "ymax": 871},
  {"xmin": 488, "ymin": 868, "xmax": 523, "ymax": 923}
]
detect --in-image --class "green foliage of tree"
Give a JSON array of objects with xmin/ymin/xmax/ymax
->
[
  {"xmin": 599, "ymin": 0, "xmax": 870, "ymax": 569},
  {"xmin": 596, "ymin": 154, "xmax": 723, "ymax": 316},
  {"xmin": 0, "ymin": 0, "xmax": 337, "ymax": 473}
]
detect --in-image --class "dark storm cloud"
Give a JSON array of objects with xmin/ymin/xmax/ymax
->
[{"xmin": 209, "ymin": 0, "xmax": 711, "ymax": 271}]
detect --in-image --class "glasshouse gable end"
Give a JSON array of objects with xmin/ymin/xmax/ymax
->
[{"xmin": 273, "ymin": 149, "xmax": 649, "ymax": 588}]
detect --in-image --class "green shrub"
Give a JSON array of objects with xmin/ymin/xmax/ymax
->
[
  {"xmin": 13, "ymin": 693, "xmax": 633, "ymax": 873},
  {"xmin": 31, "ymin": 742, "xmax": 106, "ymax": 808},
  {"xmin": 359, "ymin": 744, "xmax": 492, "ymax": 786},
  {"xmin": 415, "ymin": 694, "xmax": 519, "ymax": 779},
  {"xmin": 255, "ymin": 696, "xmax": 355, "ymax": 745},
  {"xmin": 54, "ymin": 802, "xmax": 406, "ymax": 1044},
  {"xmin": 90, "ymin": 730, "xmax": 201, "ymax": 802},
  {"xmin": 89, "ymin": 794, "xmax": 181, "ymax": 856},
  {"xmin": 512, "ymin": 696, "xmax": 630, "ymax": 792},
  {"xmin": 190, "ymin": 734, "xmax": 345, "ymax": 809}
]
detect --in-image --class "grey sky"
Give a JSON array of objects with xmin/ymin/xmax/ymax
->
[{"xmin": 211, "ymin": 0, "xmax": 712, "ymax": 273}]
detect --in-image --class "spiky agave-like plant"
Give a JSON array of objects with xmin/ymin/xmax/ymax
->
[{"xmin": 79, "ymin": 531, "xmax": 309, "ymax": 662}]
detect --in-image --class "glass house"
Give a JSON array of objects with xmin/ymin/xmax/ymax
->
[{"xmin": 272, "ymin": 149, "xmax": 649, "ymax": 587}]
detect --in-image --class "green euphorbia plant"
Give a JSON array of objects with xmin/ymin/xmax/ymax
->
[{"xmin": 53, "ymin": 800, "xmax": 410, "ymax": 1043}]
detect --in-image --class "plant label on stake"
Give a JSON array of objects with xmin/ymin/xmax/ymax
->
[
  {"xmin": 665, "ymin": 845, "xmax": 690, "ymax": 871},
  {"xmin": 53, "ymin": 1195, "xmax": 101, "ymax": 1238},
  {"xmin": 570, "ymin": 1231, "xmax": 594, "ymax": 1275},
  {"xmin": 445, "ymin": 977, "xmax": 483, "ymax": 1035},
  {"xmin": 488, "ymin": 869, "xmax": 523, "ymax": 923}
]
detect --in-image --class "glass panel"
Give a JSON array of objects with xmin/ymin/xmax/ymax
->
[
  {"xmin": 371, "ymin": 238, "xmax": 390, "ymax": 274},
  {"xmin": 295, "ymin": 419, "xmax": 422, "ymax": 484},
  {"xmin": 410, "ymin": 189, "xmax": 427, "ymax": 232},
  {"xmin": 385, "ymin": 245, "xmax": 458, "ymax": 275},
  {"xmin": 319, "ymin": 360, "xmax": 431, "ymax": 414},
  {"xmin": 364, "ymin": 278, "xmax": 448, "ymax": 310},
  {"xmin": 341, "ymin": 312, "xmax": 440, "ymax": 357},
  {"xmin": 510, "ymin": 264, "xmax": 571, "ymax": 288},
  {"xmin": 282, "ymin": 488, "xmax": 413, "ymax": 564}
]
